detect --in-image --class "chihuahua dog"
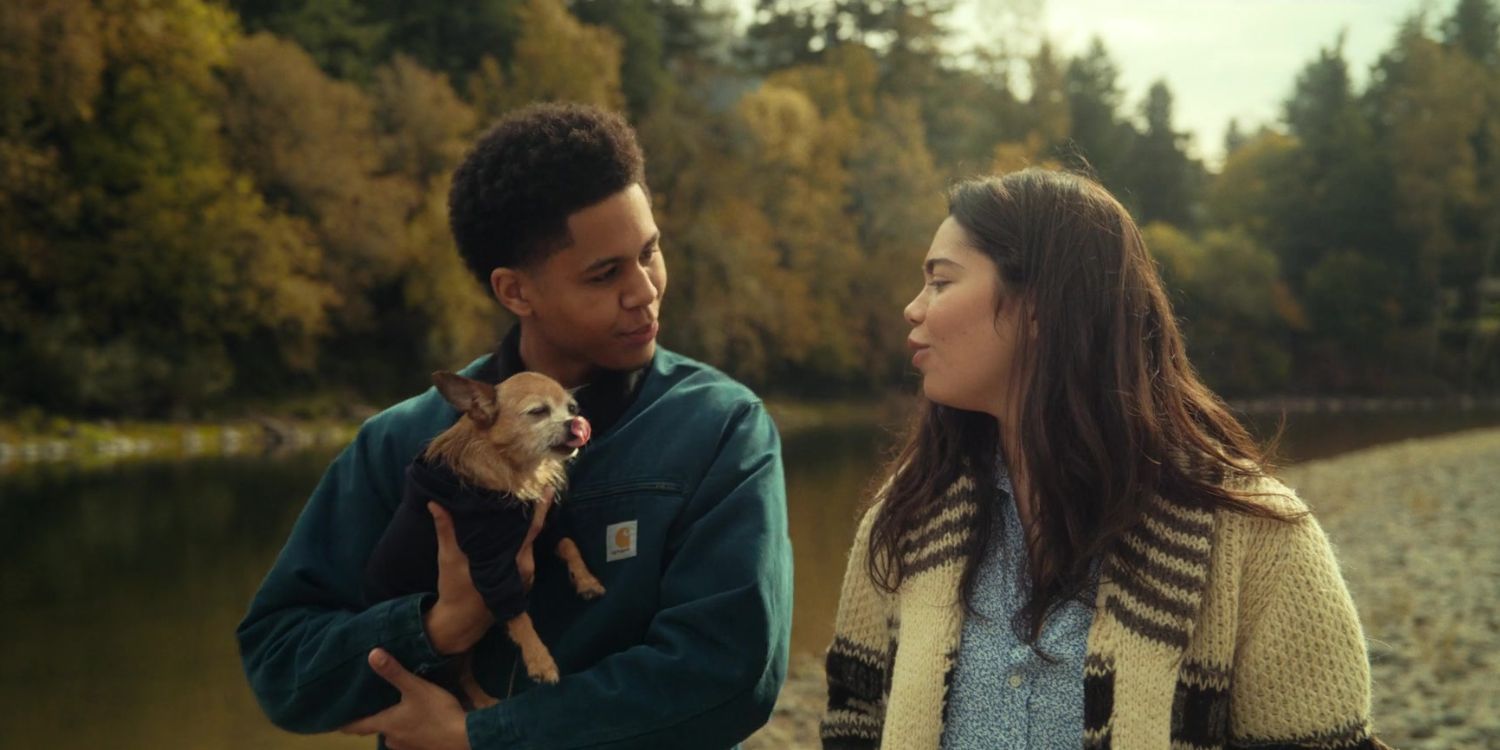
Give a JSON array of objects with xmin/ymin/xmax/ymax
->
[{"xmin": 363, "ymin": 370, "xmax": 604, "ymax": 708}]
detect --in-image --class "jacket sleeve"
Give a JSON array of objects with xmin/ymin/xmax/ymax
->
[
  {"xmin": 1227, "ymin": 509, "xmax": 1389, "ymax": 749},
  {"xmin": 821, "ymin": 501, "xmax": 893, "ymax": 750},
  {"xmin": 464, "ymin": 400, "xmax": 793, "ymax": 749},
  {"xmin": 235, "ymin": 416, "xmax": 450, "ymax": 733}
]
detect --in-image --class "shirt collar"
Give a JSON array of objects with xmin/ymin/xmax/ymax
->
[{"xmin": 995, "ymin": 453, "xmax": 1014, "ymax": 498}]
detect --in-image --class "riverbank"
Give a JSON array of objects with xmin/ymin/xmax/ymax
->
[
  {"xmin": 5, "ymin": 394, "xmax": 1496, "ymax": 473},
  {"xmin": 1231, "ymin": 393, "xmax": 1500, "ymax": 415},
  {"xmin": 0, "ymin": 397, "xmax": 914, "ymax": 473},
  {"xmin": 747, "ymin": 426, "xmax": 1500, "ymax": 749}
]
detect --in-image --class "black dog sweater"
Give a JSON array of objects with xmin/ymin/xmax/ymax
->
[{"xmin": 363, "ymin": 455, "xmax": 565, "ymax": 622}]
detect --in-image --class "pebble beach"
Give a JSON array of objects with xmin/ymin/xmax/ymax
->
[{"xmin": 748, "ymin": 426, "xmax": 1500, "ymax": 749}]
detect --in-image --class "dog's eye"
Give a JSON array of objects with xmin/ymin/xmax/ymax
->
[
  {"xmin": 567, "ymin": 402, "xmax": 578, "ymax": 415},
  {"xmin": 527, "ymin": 405, "xmax": 549, "ymax": 417}
]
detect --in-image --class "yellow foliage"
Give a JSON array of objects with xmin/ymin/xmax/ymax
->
[
  {"xmin": 0, "ymin": 0, "xmax": 105, "ymax": 128},
  {"xmin": 1142, "ymin": 222, "xmax": 1200, "ymax": 287},
  {"xmin": 222, "ymin": 32, "xmax": 415, "ymax": 317},
  {"xmin": 1270, "ymin": 280, "xmax": 1309, "ymax": 332},
  {"xmin": 737, "ymin": 85, "xmax": 821, "ymax": 168},
  {"xmin": 1207, "ymin": 130, "xmax": 1297, "ymax": 233},
  {"xmin": 373, "ymin": 55, "xmax": 478, "ymax": 183},
  {"xmin": 990, "ymin": 132, "xmax": 1063, "ymax": 174},
  {"xmin": 205, "ymin": 176, "xmax": 338, "ymax": 371},
  {"xmin": 735, "ymin": 79, "xmax": 863, "ymax": 372},
  {"xmin": 467, "ymin": 0, "xmax": 625, "ymax": 121},
  {"xmin": 96, "ymin": 0, "xmax": 236, "ymax": 94},
  {"xmin": 1383, "ymin": 34, "xmax": 1488, "ymax": 267},
  {"xmin": 1028, "ymin": 41, "xmax": 1071, "ymax": 146},
  {"xmin": 399, "ymin": 179, "xmax": 502, "ymax": 369},
  {"xmin": 769, "ymin": 44, "xmax": 879, "ymax": 120}
]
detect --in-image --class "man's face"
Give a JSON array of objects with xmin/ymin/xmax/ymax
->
[{"xmin": 508, "ymin": 184, "xmax": 666, "ymax": 380}]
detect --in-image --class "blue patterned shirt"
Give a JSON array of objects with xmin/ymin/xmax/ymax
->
[{"xmin": 940, "ymin": 463, "xmax": 1097, "ymax": 749}]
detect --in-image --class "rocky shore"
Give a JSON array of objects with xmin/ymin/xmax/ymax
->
[
  {"xmin": 0, "ymin": 416, "xmax": 358, "ymax": 473},
  {"xmin": 748, "ymin": 426, "xmax": 1500, "ymax": 749}
]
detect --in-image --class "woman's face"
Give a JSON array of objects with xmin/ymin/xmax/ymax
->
[{"xmin": 904, "ymin": 217, "xmax": 1025, "ymax": 420}]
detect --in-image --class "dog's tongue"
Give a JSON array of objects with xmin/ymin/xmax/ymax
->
[{"xmin": 566, "ymin": 416, "xmax": 592, "ymax": 448}]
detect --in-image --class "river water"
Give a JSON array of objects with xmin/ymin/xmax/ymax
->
[{"xmin": 2, "ymin": 408, "xmax": 1497, "ymax": 748}]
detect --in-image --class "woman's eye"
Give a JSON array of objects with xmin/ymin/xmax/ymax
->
[
  {"xmin": 590, "ymin": 267, "xmax": 618, "ymax": 284},
  {"xmin": 928, "ymin": 279, "xmax": 950, "ymax": 290}
]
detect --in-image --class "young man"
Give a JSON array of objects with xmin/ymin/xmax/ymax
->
[{"xmin": 237, "ymin": 104, "xmax": 793, "ymax": 750}]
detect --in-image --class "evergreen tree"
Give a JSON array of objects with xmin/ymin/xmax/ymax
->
[
  {"xmin": 1062, "ymin": 37, "xmax": 1134, "ymax": 183},
  {"xmin": 571, "ymin": 0, "xmax": 668, "ymax": 115},
  {"xmin": 1122, "ymin": 81, "xmax": 1201, "ymax": 227},
  {"xmin": 1442, "ymin": 0, "xmax": 1500, "ymax": 68},
  {"xmin": 1223, "ymin": 119, "xmax": 1246, "ymax": 157},
  {"xmin": 231, "ymin": 0, "xmax": 385, "ymax": 80},
  {"xmin": 1277, "ymin": 37, "xmax": 1398, "ymax": 287}
]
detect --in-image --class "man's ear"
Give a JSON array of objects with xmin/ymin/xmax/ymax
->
[
  {"xmin": 432, "ymin": 371, "xmax": 499, "ymax": 427},
  {"xmin": 491, "ymin": 267, "xmax": 534, "ymax": 318}
]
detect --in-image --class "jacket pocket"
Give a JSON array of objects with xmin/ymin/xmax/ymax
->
[{"xmin": 561, "ymin": 479, "xmax": 686, "ymax": 574}]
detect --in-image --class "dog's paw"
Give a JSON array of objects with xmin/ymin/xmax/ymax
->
[
  {"xmin": 526, "ymin": 655, "xmax": 561, "ymax": 685},
  {"xmin": 574, "ymin": 575, "xmax": 606, "ymax": 600}
]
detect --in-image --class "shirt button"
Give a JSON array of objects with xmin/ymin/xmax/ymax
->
[{"xmin": 1008, "ymin": 674, "xmax": 1023, "ymax": 688}]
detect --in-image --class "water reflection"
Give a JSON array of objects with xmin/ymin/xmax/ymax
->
[
  {"xmin": 780, "ymin": 423, "xmax": 893, "ymax": 658},
  {"xmin": 0, "ymin": 452, "xmax": 364, "ymax": 750}
]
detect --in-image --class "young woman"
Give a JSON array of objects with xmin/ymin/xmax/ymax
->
[{"xmin": 822, "ymin": 170, "xmax": 1388, "ymax": 750}]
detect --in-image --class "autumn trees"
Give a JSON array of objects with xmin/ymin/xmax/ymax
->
[{"xmin": 2, "ymin": 0, "xmax": 1497, "ymax": 416}]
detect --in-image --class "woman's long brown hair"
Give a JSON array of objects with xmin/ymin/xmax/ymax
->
[{"xmin": 867, "ymin": 169, "xmax": 1294, "ymax": 643}]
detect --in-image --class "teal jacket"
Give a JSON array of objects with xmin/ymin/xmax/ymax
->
[{"xmin": 236, "ymin": 349, "xmax": 792, "ymax": 749}]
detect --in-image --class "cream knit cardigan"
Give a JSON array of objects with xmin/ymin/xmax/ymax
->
[{"xmin": 821, "ymin": 474, "xmax": 1390, "ymax": 750}]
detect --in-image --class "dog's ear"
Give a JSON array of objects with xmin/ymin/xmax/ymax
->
[{"xmin": 432, "ymin": 371, "xmax": 498, "ymax": 427}]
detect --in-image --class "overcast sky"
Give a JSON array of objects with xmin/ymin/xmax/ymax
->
[
  {"xmin": 957, "ymin": 0, "xmax": 1423, "ymax": 165},
  {"xmin": 732, "ymin": 0, "xmax": 1429, "ymax": 167}
]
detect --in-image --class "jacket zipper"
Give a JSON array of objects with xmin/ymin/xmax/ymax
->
[{"xmin": 565, "ymin": 480, "xmax": 684, "ymax": 503}]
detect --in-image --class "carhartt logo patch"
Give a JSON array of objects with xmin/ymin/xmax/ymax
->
[{"xmin": 606, "ymin": 520, "xmax": 637, "ymax": 562}]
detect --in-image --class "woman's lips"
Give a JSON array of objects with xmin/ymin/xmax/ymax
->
[
  {"xmin": 620, "ymin": 321, "xmax": 658, "ymax": 346},
  {"xmin": 908, "ymin": 338, "xmax": 929, "ymax": 367}
]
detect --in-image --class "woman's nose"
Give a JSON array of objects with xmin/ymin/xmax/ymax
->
[{"xmin": 904, "ymin": 292, "xmax": 924, "ymax": 326}]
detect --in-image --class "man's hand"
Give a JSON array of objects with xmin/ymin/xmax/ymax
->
[
  {"xmin": 423, "ymin": 502, "xmax": 493, "ymax": 655},
  {"xmin": 340, "ymin": 649, "xmax": 470, "ymax": 750}
]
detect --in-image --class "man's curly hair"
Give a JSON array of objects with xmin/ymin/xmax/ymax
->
[{"xmin": 448, "ymin": 103, "xmax": 646, "ymax": 282}]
